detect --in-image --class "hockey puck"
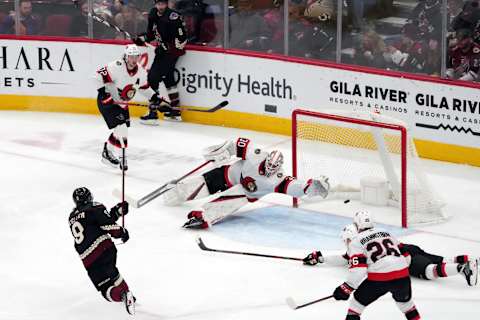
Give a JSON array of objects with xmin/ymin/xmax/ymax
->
[{"xmin": 344, "ymin": 199, "xmax": 350, "ymax": 204}]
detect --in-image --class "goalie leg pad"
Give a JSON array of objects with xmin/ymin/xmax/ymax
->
[
  {"xmin": 163, "ymin": 175, "xmax": 211, "ymax": 206},
  {"xmin": 201, "ymin": 185, "xmax": 248, "ymax": 226}
]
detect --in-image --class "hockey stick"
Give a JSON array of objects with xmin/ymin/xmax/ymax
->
[
  {"xmin": 121, "ymin": 147, "xmax": 126, "ymax": 228},
  {"xmin": 285, "ymin": 295, "xmax": 334, "ymax": 310},
  {"xmin": 87, "ymin": 12, "xmax": 154, "ymax": 47},
  {"xmin": 113, "ymin": 160, "xmax": 213, "ymax": 208},
  {"xmin": 115, "ymin": 100, "xmax": 229, "ymax": 113},
  {"xmin": 196, "ymin": 237, "xmax": 303, "ymax": 261}
]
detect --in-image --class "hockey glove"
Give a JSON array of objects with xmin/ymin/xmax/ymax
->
[
  {"xmin": 111, "ymin": 201, "xmax": 129, "ymax": 220},
  {"xmin": 202, "ymin": 140, "xmax": 236, "ymax": 163},
  {"xmin": 133, "ymin": 35, "xmax": 146, "ymax": 46},
  {"xmin": 333, "ymin": 282, "xmax": 354, "ymax": 301},
  {"xmin": 304, "ymin": 176, "xmax": 330, "ymax": 198},
  {"xmin": 121, "ymin": 228, "xmax": 130, "ymax": 243},
  {"xmin": 303, "ymin": 251, "xmax": 324, "ymax": 265}
]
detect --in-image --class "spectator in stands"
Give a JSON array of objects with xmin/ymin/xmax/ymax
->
[
  {"xmin": 403, "ymin": 0, "xmax": 442, "ymax": 41},
  {"xmin": 450, "ymin": 0, "xmax": 480, "ymax": 32},
  {"xmin": 262, "ymin": 0, "xmax": 284, "ymax": 53},
  {"xmin": 287, "ymin": 2, "xmax": 335, "ymax": 60},
  {"xmin": 229, "ymin": 0, "xmax": 271, "ymax": 51},
  {"xmin": 70, "ymin": 0, "xmax": 90, "ymax": 37},
  {"xmin": 447, "ymin": 28, "xmax": 480, "ymax": 81},
  {"xmin": 0, "ymin": 0, "xmax": 40, "ymax": 35},
  {"xmin": 349, "ymin": 28, "xmax": 388, "ymax": 69},
  {"xmin": 114, "ymin": 3, "xmax": 146, "ymax": 40}
]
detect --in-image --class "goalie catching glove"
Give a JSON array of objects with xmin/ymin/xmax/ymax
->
[
  {"xmin": 304, "ymin": 176, "xmax": 330, "ymax": 198},
  {"xmin": 202, "ymin": 140, "xmax": 236, "ymax": 163}
]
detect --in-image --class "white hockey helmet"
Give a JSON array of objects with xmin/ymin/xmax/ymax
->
[
  {"xmin": 124, "ymin": 44, "xmax": 141, "ymax": 57},
  {"xmin": 340, "ymin": 224, "xmax": 358, "ymax": 245},
  {"xmin": 265, "ymin": 150, "xmax": 284, "ymax": 177},
  {"xmin": 353, "ymin": 210, "xmax": 374, "ymax": 231}
]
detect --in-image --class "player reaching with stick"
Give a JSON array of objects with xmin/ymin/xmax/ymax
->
[
  {"xmin": 162, "ymin": 137, "xmax": 330, "ymax": 228},
  {"xmin": 134, "ymin": 0, "xmax": 187, "ymax": 123},
  {"xmin": 68, "ymin": 188, "xmax": 135, "ymax": 315}
]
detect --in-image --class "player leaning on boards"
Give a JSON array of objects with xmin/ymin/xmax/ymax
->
[
  {"xmin": 162, "ymin": 137, "xmax": 330, "ymax": 228},
  {"xmin": 134, "ymin": 0, "xmax": 187, "ymax": 123},
  {"xmin": 304, "ymin": 224, "xmax": 479, "ymax": 286},
  {"xmin": 96, "ymin": 44, "xmax": 169, "ymax": 170},
  {"xmin": 68, "ymin": 188, "xmax": 135, "ymax": 315},
  {"xmin": 326, "ymin": 211, "xmax": 421, "ymax": 320}
]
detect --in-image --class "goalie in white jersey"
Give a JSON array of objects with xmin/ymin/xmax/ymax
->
[
  {"xmin": 162, "ymin": 137, "xmax": 330, "ymax": 229},
  {"xmin": 330, "ymin": 211, "xmax": 421, "ymax": 320},
  {"xmin": 95, "ymin": 44, "xmax": 171, "ymax": 170}
]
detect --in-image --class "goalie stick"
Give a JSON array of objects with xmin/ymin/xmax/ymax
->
[
  {"xmin": 113, "ymin": 160, "xmax": 213, "ymax": 208},
  {"xmin": 285, "ymin": 295, "xmax": 334, "ymax": 310},
  {"xmin": 196, "ymin": 237, "xmax": 303, "ymax": 261},
  {"xmin": 115, "ymin": 100, "xmax": 229, "ymax": 113}
]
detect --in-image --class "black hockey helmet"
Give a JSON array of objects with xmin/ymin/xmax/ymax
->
[{"xmin": 73, "ymin": 187, "xmax": 93, "ymax": 208}]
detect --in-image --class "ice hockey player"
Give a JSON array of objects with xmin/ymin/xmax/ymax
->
[
  {"xmin": 134, "ymin": 0, "xmax": 187, "ymax": 122},
  {"xmin": 96, "ymin": 44, "xmax": 170, "ymax": 170},
  {"xmin": 327, "ymin": 211, "xmax": 421, "ymax": 320},
  {"xmin": 303, "ymin": 224, "xmax": 479, "ymax": 286},
  {"xmin": 68, "ymin": 187, "xmax": 135, "ymax": 315},
  {"xmin": 162, "ymin": 137, "xmax": 330, "ymax": 229}
]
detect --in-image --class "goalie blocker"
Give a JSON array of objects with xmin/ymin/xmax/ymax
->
[{"xmin": 163, "ymin": 137, "xmax": 330, "ymax": 228}]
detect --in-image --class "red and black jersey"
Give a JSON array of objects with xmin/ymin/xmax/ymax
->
[
  {"xmin": 145, "ymin": 7, "xmax": 187, "ymax": 56},
  {"xmin": 449, "ymin": 42, "xmax": 480, "ymax": 75},
  {"xmin": 68, "ymin": 203, "xmax": 125, "ymax": 268}
]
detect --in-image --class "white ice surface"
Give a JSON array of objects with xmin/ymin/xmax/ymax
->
[{"xmin": 0, "ymin": 111, "xmax": 479, "ymax": 319}]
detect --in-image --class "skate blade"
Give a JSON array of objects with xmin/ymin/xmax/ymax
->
[
  {"xmin": 140, "ymin": 119, "xmax": 159, "ymax": 126},
  {"xmin": 163, "ymin": 116, "xmax": 182, "ymax": 122}
]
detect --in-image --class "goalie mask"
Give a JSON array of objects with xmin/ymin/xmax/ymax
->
[{"xmin": 265, "ymin": 150, "xmax": 284, "ymax": 177}]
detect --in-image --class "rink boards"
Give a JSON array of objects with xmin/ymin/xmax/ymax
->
[{"xmin": 1, "ymin": 36, "xmax": 479, "ymax": 166}]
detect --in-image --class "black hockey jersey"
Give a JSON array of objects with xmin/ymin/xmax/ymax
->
[
  {"xmin": 68, "ymin": 202, "xmax": 125, "ymax": 267},
  {"xmin": 145, "ymin": 7, "xmax": 187, "ymax": 56}
]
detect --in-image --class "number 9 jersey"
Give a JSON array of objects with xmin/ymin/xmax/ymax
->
[{"xmin": 346, "ymin": 228, "xmax": 411, "ymax": 289}]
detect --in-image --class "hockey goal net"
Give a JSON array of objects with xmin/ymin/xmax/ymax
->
[{"xmin": 292, "ymin": 109, "xmax": 445, "ymax": 227}]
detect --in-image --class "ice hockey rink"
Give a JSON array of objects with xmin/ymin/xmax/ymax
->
[{"xmin": 1, "ymin": 110, "xmax": 479, "ymax": 319}]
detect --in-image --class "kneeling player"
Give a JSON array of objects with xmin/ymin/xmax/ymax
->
[
  {"xmin": 95, "ymin": 44, "xmax": 172, "ymax": 170},
  {"xmin": 329, "ymin": 211, "xmax": 421, "ymax": 320},
  {"xmin": 162, "ymin": 137, "xmax": 330, "ymax": 228},
  {"xmin": 303, "ymin": 225, "xmax": 479, "ymax": 286},
  {"xmin": 68, "ymin": 187, "xmax": 135, "ymax": 315}
]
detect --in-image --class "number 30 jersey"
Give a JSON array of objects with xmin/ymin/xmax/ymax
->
[
  {"xmin": 68, "ymin": 203, "xmax": 125, "ymax": 268},
  {"xmin": 346, "ymin": 228, "xmax": 410, "ymax": 288}
]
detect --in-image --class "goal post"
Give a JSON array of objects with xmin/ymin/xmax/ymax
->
[{"xmin": 292, "ymin": 108, "xmax": 444, "ymax": 228}]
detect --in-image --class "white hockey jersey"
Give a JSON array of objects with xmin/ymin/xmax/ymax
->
[
  {"xmin": 224, "ymin": 138, "xmax": 312, "ymax": 200},
  {"xmin": 345, "ymin": 228, "xmax": 410, "ymax": 289},
  {"xmin": 95, "ymin": 59, "xmax": 155, "ymax": 103}
]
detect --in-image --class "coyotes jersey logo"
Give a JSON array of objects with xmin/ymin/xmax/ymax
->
[{"xmin": 240, "ymin": 174, "xmax": 257, "ymax": 192}]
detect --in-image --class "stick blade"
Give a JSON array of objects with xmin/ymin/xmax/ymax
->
[
  {"xmin": 285, "ymin": 297, "xmax": 298, "ymax": 310},
  {"xmin": 112, "ymin": 188, "xmax": 140, "ymax": 208},
  {"xmin": 196, "ymin": 237, "xmax": 208, "ymax": 250}
]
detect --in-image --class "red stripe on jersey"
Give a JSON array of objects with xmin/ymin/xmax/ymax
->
[
  {"xmin": 223, "ymin": 165, "xmax": 233, "ymax": 188},
  {"xmin": 236, "ymin": 138, "xmax": 250, "ymax": 160},
  {"xmin": 139, "ymin": 82, "xmax": 150, "ymax": 89},
  {"xmin": 441, "ymin": 263, "xmax": 447, "ymax": 277},
  {"xmin": 211, "ymin": 195, "xmax": 247, "ymax": 202},
  {"xmin": 97, "ymin": 66, "xmax": 113, "ymax": 83},
  {"xmin": 348, "ymin": 309, "xmax": 360, "ymax": 315},
  {"xmin": 350, "ymin": 263, "xmax": 368, "ymax": 269},
  {"xmin": 274, "ymin": 176, "xmax": 294, "ymax": 194},
  {"xmin": 247, "ymin": 197, "xmax": 258, "ymax": 203},
  {"xmin": 82, "ymin": 239, "xmax": 114, "ymax": 268},
  {"xmin": 402, "ymin": 251, "xmax": 410, "ymax": 257},
  {"xmin": 368, "ymin": 268, "xmax": 409, "ymax": 281}
]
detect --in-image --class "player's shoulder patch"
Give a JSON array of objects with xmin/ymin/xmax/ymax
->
[
  {"xmin": 254, "ymin": 148, "xmax": 261, "ymax": 155},
  {"xmin": 169, "ymin": 12, "xmax": 179, "ymax": 20},
  {"xmin": 473, "ymin": 46, "xmax": 480, "ymax": 54}
]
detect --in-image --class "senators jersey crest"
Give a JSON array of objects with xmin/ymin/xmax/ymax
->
[{"xmin": 240, "ymin": 174, "xmax": 258, "ymax": 192}]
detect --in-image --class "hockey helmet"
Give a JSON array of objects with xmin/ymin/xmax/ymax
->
[
  {"xmin": 153, "ymin": 0, "xmax": 168, "ymax": 4},
  {"xmin": 340, "ymin": 224, "xmax": 358, "ymax": 245},
  {"xmin": 265, "ymin": 150, "xmax": 284, "ymax": 177},
  {"xmin": 124, "ymin": 44, "xmax": 140, "ymax": 57},
  {"xmin": 353, "ymin": 210, "xmax": 374, "ymax": 231},
  {"xmin": 73, "ymin": 187, "xmax": 93, "ymax": 208}
]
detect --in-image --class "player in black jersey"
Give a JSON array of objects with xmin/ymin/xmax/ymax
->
[
  {"xmin": 68, "ymin": 187, "xmax": 136, "ymax": 315},
  {"xmin": 134, "ymin": 0, "xmax": 187, "ymax": 123}
]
